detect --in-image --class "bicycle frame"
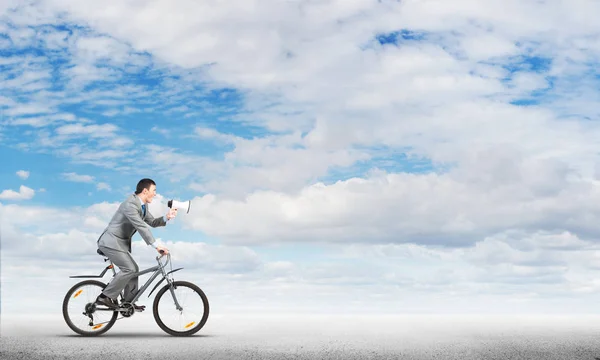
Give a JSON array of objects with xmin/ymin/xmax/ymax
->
[{"xmin": 69, "ymin": 253, "xmax": 185, "ymax": 309}]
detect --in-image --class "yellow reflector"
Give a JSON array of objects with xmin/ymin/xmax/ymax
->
[
  {"xmin": 92, "ymin": 324, "xmax": 103, "ymax": 330},
  {"xmin": 185, "ymin": 322, "xmax": 195, "ymax": 329},
  {"xmin": 73, "ymin": 290, "xmax": 83, "ymax": 298}
]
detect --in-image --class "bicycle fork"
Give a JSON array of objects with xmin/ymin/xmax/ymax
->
[
  {"xmin": 168, "ymin": 283, "xmax": 184, "ymax": 311},
  {"xmin": 160, "ymin": 264, "xmax": 184, "ymax": 312}
]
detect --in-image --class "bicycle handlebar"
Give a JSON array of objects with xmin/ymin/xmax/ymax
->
[{"xmin": 156, "ymin": 250, "xmax": 171, "ymax": 268}]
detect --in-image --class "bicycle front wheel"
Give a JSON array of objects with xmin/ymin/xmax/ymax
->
[
  {"xmin": 152, "ymin": 280, "xmax": 209, "ymax": 336},
  {"xmin": 62, "ymin": 280, "xmax": 118, "ymax": 336}
]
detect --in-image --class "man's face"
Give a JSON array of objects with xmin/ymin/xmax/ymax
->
[{"xmin": 144, "ymin": 184, "xmax": 157, "ymax": 203}]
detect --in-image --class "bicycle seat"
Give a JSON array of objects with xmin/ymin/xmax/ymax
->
[{"xmin": 97, "ymin": 248, "xmax": 106, "ymax": 257}]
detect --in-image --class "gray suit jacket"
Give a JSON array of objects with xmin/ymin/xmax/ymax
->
[{"xmin": 97, "ymin": 194, "xmax": 167, "ymax": 253}]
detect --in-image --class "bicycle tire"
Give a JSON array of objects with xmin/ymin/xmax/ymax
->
[
  {"xmin": 62, "ymin": 279, "xmax": 118, "ymax": 336},
  {"xmin": 152, "ymin": 280, "xmax": 209, "ymax": 336}
]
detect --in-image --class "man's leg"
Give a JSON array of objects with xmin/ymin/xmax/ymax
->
[
  {"xmin": 122, "ymin": 270, "xmax": 139, "ymax": 302},
  {"xmin": 98, "ymin": 246, "xmax": 139, "ymax": 302}
]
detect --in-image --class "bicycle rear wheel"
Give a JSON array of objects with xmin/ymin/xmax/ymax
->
[
  {"xmin": 152, "ymin": 280, "xmax": 209, "ymax": 336},
  {"xmin": 62, "ymin": 280, "xmax": 118, "ymax": 336}
]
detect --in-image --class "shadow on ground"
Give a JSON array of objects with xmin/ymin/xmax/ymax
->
[{"xmin": 57, "ymin": 333, "xmax": 215, "ymax": 338}]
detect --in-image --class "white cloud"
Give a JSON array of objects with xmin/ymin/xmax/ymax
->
[
  {"xmin": 74, "ymin": 34, "xmax": 131, "ymax": 64},
  {"xmin": 180, "ymin": 161, "xmax": 600, "ymax": 247},
  {"xmin": 0, "ymin": 185, "xmax": 35, "ymax": 200},
  {"xmin": 4, "ymin": 200, "xmax": 600, "ymax": 315},
  {"xmin": 6, "ymin": 113, "xmax": 78, "ymax": 127},
  {"xmin": 4, "ymin": 0, "xmax": 600, "ymax": 316},
  {"xmin": 2, "ymin": 69, "xmax": 52, "ymax": 92},
  {"xmin": 183, "ymin": 128, "xmax": 372, "ymax": 196},
  {"xmin": 195, "ymin": 126, "xmax": 239, "ymax": 144},
  {"xmin": 5, "ymin": 103, "xmax": 54, "ymax": 117},
  {"xmin": 63, "ymin": 62, "xmax": 121, "ymax": 89},
  {"xmin": 460, "ymin": 33, "xmax": 519, "ymax": 61},
  {"xmin": 55, "ymin": 147, "xmax": 134, "ymax": 168},
  {"xmin": 10, "ymin": 0, "xmax": 594, "ymax": 201},
  {"xmin": 16, "ymin": 170, "xmax": 29, "ymax": 179},
  {"xmin": 96, "ymin": 182, "xmax": 111, "ymax": 191},
  {"xmin": 151, "ymin": 126, "xmax": 170, "ymax": 137},
  {"xmin": 139, "ymin": 144, "xmax": 214, "ymax": 183},
  {"xmin": 10, "ymin": 0, "xmax": 597, "ymax": 250},
  {"xmin": 62, "ymin": 172, "xmax": 94, "ymax": 183},
  {"xmin": 55, "ymin": 123, "xmax": 117, "ymax": 137}
]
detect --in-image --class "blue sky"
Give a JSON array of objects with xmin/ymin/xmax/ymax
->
[
  {"xmin": 4, "ymin": 0, "xmax": 600, "ymax": 316},
  {"xmin": 0, "ymin": 17, "xmax": 440, "ymax": 209}
]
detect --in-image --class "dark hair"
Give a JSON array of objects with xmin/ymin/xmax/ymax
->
[{"xmin": 135, "ymin": 178, "xmax": 156, "ymax": 194}]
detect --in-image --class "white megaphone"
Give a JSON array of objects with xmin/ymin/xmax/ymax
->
[{"xmin": 167, "ymin": 199, "xmax": 191, "ymax": 214}]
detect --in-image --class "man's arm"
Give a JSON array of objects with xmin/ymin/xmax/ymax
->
[
  {"xmin": 122, "ymin": 202, "xmax": 159, "ymax": 247},
  {"xmin": 144, "ymin": 210, "xmax": 167, "ymax": 228}
]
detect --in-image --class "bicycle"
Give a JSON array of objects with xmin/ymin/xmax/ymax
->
[{"xmin": 62, "ymin": 248, "xmax": 209, "ymax": 337}]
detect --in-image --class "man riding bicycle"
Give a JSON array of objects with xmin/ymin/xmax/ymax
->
[{"xmin": 95, "ymin": 178, "xmax": 177, "ymax": 311}]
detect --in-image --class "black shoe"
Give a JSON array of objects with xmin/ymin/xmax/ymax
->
[{"xmin": 95, "ymin": 296, "xmax": 118, "ymax": 309}]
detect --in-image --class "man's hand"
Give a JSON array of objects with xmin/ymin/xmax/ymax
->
[
  {"xmin": 157, "ymin": 245, "xmax": 169, "ymax": 255},
  {"xmin": 166, "ymin": 208, "xmax": 178, "ymax": 220}
]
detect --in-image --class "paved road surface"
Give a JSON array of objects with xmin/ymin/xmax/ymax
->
[{"xmin": 2, "ymin": 313, "xmax": 600, "ymax": 359}]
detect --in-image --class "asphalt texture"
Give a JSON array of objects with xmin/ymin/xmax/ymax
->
[{"xmin": 2, "ymin": 313, "xmax": 600, "ymax": 359}]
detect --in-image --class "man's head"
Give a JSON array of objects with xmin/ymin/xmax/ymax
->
[{"xmin": 135, "ymin": 178, "xmax": 157, "ymax": 204}]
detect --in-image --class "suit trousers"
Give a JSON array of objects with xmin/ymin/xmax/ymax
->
[{"xmin": 98, "ymin": 245, "xmax": 140, "ymax": 302}]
